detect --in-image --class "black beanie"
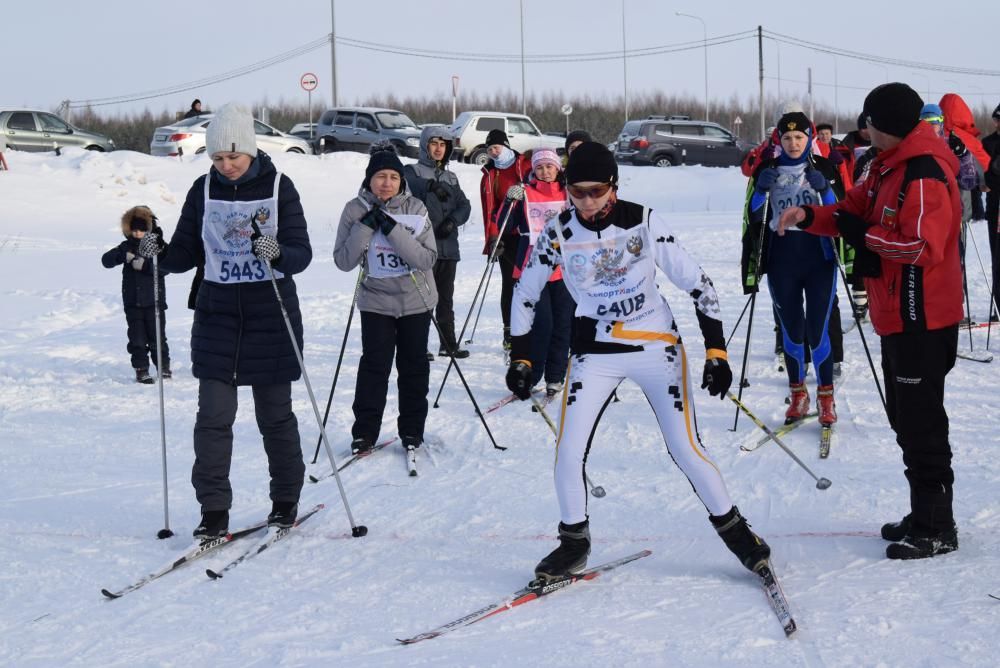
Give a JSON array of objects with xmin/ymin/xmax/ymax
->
[
  {"xmin": 565, "ymin": 129, "xmax": 593, "ymax": 152},
  {"xmin": 484, "ymin": 129, "xmax": 510, "ymax": 148},
  {"xmin": 565, "ymin": 141, "xmax": 618, "ymax": 185},
  {"xmin": 777, "ymin": 112, "xmax": 812, "ymax": 137},
  {"xmin": 363, "ymin": 143, "xmax": 406, "ymax": 191},
  {"xmin": 993, "ymin": 103, "xmax": 1000, "ymax": 120},
  {"xmin": 863, "ymin": 83, "xmax": 923, "ymax": 138}
]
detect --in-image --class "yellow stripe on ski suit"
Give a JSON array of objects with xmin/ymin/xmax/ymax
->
[{"xmin": 610, "ymin": 321, "xmax": 679, "ymax": 344}]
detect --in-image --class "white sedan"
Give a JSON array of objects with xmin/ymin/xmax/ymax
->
[{"xmin": 150, "ymin": 114, "xmax": 313, "ymax": 157}]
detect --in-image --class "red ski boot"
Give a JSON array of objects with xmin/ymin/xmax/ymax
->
[
  {"xmin": 784, "ymin": 383, "xmax": 810, "ymax": 424},
  {"xmin": 817, "ymin": 384, "xmax": 837, "ymax": 426}
]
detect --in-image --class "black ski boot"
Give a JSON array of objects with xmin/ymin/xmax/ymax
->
[
  {"xmin": 886, "ymin": 526, "xmax": 958, "ymax": 560},
  {"xmin": 268, "ymin": 501, "xmax": 298, "ymax": 528},
  {"xmin": 534, "ymin": 520, "xmax": 590, "ymax": 583},
  {"xmin": 710, "ymin": 506, "xmax": 771, "ymax": 572},
  {"xmin": 351, "ymin": 437, "xmax": 373, "ymax": 455},
  {"xmin": 193, "ymin": 509, "xmax": 229, "ymax": 540},
  {"xmin": 159, "ymin": 361, "xmax": 172, "ymax": 380},
  {"xmin": 881, "ymin": 514, "xmax": 912, "ymax": 541},
  {"xmin": 135, "ymin": 367, "xmax": 154, "ymax": 384},
  {"xmin": 401, "ymin": 435, "xmax": 422, "ymax": 450}
]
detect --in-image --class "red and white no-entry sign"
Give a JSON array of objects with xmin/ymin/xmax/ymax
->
[{"xmin": 300, "ymin": 73, "xmax": 318, "ymax": 92}]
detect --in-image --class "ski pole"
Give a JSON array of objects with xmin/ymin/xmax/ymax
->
[
  {"xmin": 433, "ymin": 185, "xmax": 525, "ymax": 408},
  {"xmin": 967, "ymin": 228, "xmax": 1000, "ymax": 350},
  {"xmin": 961, "ymin": 223, "xmax": 976, "ymax": 354},
  {"xmin": 151, "ymin": 251, "xmax": 173, "ymax": 540},
  {"xmin": 725, "ymin": 293, "xmax": 754, "ymax": 348},
  {"xmin": 731, "ymin": 189, "xmax": 771, "ymax": 432},
  {"xmin": 726, "ymin": 392, "xmax": 832, "ymax": 490},
  {"xmin": 529, "ymin": 395, "xmax": 605, "ymax": 498},
  {"xmin": 835, "ymin": 261, "xmax": 887, "ymax": 417},
  {"xmin": 465, "ymin": 258, "xmax": 496, "ymax": 345},
  {"xmin": 252, "ymin": 221, "xmax": 367, "ymax": 538},
  {"xmin": 410, "ymin": 272, "xmax": 506, "ymax": 450},
  {"xmin": 311, "ymin": 268, "xmax": 364, "ymax": 464}
]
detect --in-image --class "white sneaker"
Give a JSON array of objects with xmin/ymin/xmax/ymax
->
[{"xmin": 545, "ymin": 382, "xmax": 563, "ymax": 397}]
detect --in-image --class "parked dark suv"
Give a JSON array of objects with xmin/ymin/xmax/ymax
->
[
  {"xmin": 313, "ymin": 107, "xmax": 422, "ymax": 158},
  {"xmin": 614, "ymin": 116, "xmax": 748, "ymax": 167}
]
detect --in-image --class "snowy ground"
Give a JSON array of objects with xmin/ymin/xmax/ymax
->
[{"xmin": 1, "ymin": 148, "xmax": 998, "ymax": 667}]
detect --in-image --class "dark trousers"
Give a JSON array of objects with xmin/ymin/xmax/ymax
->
[
  {"xmin": 433, "ymin": 259, "xmax": 458, "ymax": 350},
  {"xmin": 125, "ymin": 306, "xmax": 169, "ymax": 370},
  {"xmin": 767, "ymin": 234, "xmax": 838, "ymax": 386},
  {"xmin": 529, "ymin": 279, "xmax": 574, "ymax": 386},
  {"xmin": 987, "ymin": 191, "xmax": 1000, "ymax": 317},
  {"xmin": 352, "ymin": 310, "xmax": 431, "ymax": 442},
  {"xmin": 498, "ymin": 239, "xmax": 519, "ymax": 331},
  {"xmin": 880, "ymin": 326, "xmax": 958, "ymax": 533},
  {"xmin": 192, "ymin": 378, "xmax": 304, "ymax": 510}
]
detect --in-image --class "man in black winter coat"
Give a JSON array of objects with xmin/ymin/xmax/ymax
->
[
  {"xmin": 981, "ymin": 103, "xmax": 1000, "ymax": 320},
  {"xmin": 404, "ymin": 125, "xmax": 472, "ymax": 357},
  {"xmin": 101, "ymin": 205, "xmax": 170, "ymax": 383}
]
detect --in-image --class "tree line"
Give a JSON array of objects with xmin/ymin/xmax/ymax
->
[{"xmin": 70, "ymin": 90, "xmax": 998, "ymax": 154}]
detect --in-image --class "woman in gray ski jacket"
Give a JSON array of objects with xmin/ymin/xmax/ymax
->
[{"xmin": 334, "ymin": 144, "xmax": 438, "ymax": 455}]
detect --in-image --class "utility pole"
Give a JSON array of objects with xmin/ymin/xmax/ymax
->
[
  {"xmin": 622, "ymin": 0, "xmax": 629, "ymax": 122},
  {"xmin": 330, "ymin": 0, "xmax": 338, "ymax": 107},
  {"xmin": 758, "ymin": 26, "xmax": 765, "ymax": 141},
  {"xmin": 520, "ymin": 0, "xmax": 526, "ymax": 115}
]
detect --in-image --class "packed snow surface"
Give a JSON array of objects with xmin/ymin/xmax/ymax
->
[{"xmin": 1, "ymin": 148, "xmax": 998, "ymax": 666}]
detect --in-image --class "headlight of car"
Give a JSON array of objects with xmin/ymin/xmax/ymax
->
[{"xmin": 405, "ymin": 137, "xmax": 420, "ymax": 147}]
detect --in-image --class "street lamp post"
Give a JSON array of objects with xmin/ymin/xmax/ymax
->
[{"xmin": 676, "ymin": 11, "xmax": 708, "ymax": 121}]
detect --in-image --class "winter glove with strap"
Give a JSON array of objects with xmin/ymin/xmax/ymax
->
[
  {"xmin": 701, "ymin": 353, "xmax": 732, "ymax": 399},
  {"xmin": 805, "ymin": 167, "xmax": 829, "ymax": 193},
  {"xmin": 505, "ymin": 360, "xmax": 533, "ymax": 400},
  {"xmin": 755, "ymin": 167, "xmax": 779, "ymax": 193}
]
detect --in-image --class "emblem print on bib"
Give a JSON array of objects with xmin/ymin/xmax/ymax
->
[
  {"xmin": 592, "ymin": 248, "xmax": 628, "ymax": 287},
  {"xmin": 626, "ymin": 235, "xmax": 643, "ymax": 256}
]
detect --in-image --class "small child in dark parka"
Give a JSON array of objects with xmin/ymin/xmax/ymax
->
[{"xmin": 101, "ymin": 205, "xmax": 171, "ymax": 383}]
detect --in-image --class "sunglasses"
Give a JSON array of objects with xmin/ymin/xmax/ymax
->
[{"xmin": 567, "ymin": 182, "xmax": 613, "ymax": 199}]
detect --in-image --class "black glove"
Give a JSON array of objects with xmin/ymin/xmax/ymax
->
[
  {"xmin": 701, "ymin": 358, "xmax": 732, "ymax": 399},
  {"xmin": 505, "ymin": 360, "xmax": 533, "ymax": 400},
  {"xmin": 359, "ymin": 208, "xmax": 384, "ymax": 231},
  {"xmin": 428, "ymin": 180, "xmax": 450, "ymax": 202},
  {"xmin": 435, "ymin": 217, "xmax": 456, "ymax": 239},
  {"xmin": 137, "ymin": 229, "xmax": 164, "ymax": 259},
  {"xmin": 755, "ymin": 167, "xmax": 779, "ymax": 193},
  {"xmin": 251, "ymin": 233, "xmax": 281, "ymax": 262},
  {"xmin": 948, "ymin": 133, "xmax": 968, "ymax": 158},
  {"xmin": 378, "ymin": 212, "xmax": 396, "ymax": 236},
  {"xmin": 834, "ymin": 210, "xmax": 872, "ymax": 249},
  {"xmin": 805, "ymin": 168, "xmax": 828, "ymax": 192}
]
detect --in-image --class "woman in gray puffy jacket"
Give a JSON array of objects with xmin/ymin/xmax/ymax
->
[{"xmin": 334, "ymin": 145, "xmax": 438, "ymax": 454}]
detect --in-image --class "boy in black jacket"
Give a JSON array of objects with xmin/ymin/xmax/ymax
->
[{"xmin": 101, "ymin": 205, "xmax": 170, "ymax": 383}]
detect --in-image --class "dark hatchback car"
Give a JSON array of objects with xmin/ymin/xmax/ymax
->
[{"xmin": 614, "ymin": 116, "xmax": 749, "ymax": 167}]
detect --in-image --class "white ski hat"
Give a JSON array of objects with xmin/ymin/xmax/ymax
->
[{"xmin": 206, "ymin": 103, "xmax": 257, "ymax": 157}]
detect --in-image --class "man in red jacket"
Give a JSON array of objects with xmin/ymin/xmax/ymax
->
[{"xmin": 778, "ymin": 83, "xmax": 962, "ymax": 561}]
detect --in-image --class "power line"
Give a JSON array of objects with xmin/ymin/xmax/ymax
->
[
  {"xmin": 764, "ymin": 30, "xmax": 1000, "ymax": 77},
  {"xmin": 67, "ymin": 31, "xmax": 757, "ymax": 107}
]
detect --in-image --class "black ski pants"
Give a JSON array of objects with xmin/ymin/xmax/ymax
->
[
  {"xmin": 880, "ymin": 325, "xmax": 958, "ymax": 533},
  {"xmin": 433, "ymin": 259, "xmax": 458, "ymax": 350},
  {"xmin": 987, "ymin": 190, "xmax": 1000, "ymax": 317},
  {"xmin": 192, "ymin": 378, "xmax": 304, "ymax": 511},
  {"xmin": 352, "ymin": 310, "xmax": 431, "ymax": 442},
  {"xmin": 125, "ymin": 306, "xmax": 169, "ymax": 370},
  {"xmin": 497, "ymin": 239, "xmax": 519, "ymax": 332}
]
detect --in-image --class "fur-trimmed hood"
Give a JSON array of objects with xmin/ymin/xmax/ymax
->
[{"xmin": 120, "ymin": 205, "xmax": 157, "ymax": 238}]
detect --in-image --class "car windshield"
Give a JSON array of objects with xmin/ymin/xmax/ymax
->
[{"xmin": 376, "ymin": 112, "xmax": 417, "ymax": 130}]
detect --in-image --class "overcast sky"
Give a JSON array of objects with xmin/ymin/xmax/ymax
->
[{"xmin": 6, "ymin": 0, "xmax": 998, "ymax": 127}]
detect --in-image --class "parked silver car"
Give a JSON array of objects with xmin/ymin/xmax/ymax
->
[
  {"xmin": 0, "ymin": 108, "xmax": 115, "ymax": 152},
  {"xmin": 313, "ymin": 107, "xmax": 422, "ymax": 157},
  {"xmin": 149, "ymin": 114, "xmax": 312, "ymax": 157}
]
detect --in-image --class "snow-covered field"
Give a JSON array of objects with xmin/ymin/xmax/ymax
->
[{"xmin": 1, "ymin": 148, "xmax": 998, "ymax": 667}]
